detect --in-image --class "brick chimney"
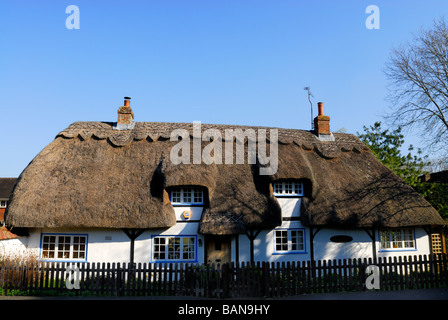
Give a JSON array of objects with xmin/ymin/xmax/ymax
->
[
  {"xmin": 114, "ymin": 97, "xmax": 135, "ymax": 130},
  {"xmin": 314, "ymin": 102, "xmax": 330, "ymax": 135},
  {"xmin": 314, "ymin": 102, "xmax": 334, "ymax": 141}
]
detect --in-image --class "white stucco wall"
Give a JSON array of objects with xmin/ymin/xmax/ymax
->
[
  {"xmin": 0, "ymin": 237, "xmax": 30, "ymax": 260},
  {"xmin": 22, "ymin": 205, "xmax": 206, "ymax": 264},
  {"xmin": 11, "ymin": 199, "xmax": 434, "ymax": 264},
  {"xmin": 313, "ymin": 227, "xmax": 431, "ymax": 261},
  {"xmin": 313, "ymin": 228, "xmax": 372, "ymax": 261},
  {"xmin": 236, "ymin": 198, "xmax": 312, "ymax": 263},
  {"xmin": 236, "ymin": 197, "xmax": 433, "ymax": 263}
]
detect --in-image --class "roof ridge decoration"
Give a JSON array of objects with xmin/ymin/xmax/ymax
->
[{"xmin": 57, "ymin": 121, "xmax": 369, "ymax": 159}]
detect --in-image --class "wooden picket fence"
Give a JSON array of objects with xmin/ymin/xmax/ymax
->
[{"xmin": 0, "ymin": 254, "xmax": 447, "ymax": 297}]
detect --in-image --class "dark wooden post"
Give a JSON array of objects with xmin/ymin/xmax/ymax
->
[
  {"xmin": 122, "ymin": 228, "xmax": 146, "ymax": 264},
  {"xmin": 309, "ymin": 226, "xmax": 322, "ymax": 263},
  {"xmin": 245, "ymin": 229, "xmax": 261, "ymax": 264},
  {"xmin": 364, "ymin": 228, "xmax": 377, "ymax": 262}
]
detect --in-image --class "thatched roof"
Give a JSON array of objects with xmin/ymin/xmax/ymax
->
[
  {"xmin": 5, "ymin": 121, "xmax": 445, "ymax": 234},
  {"xmin": 0, "ymin": 178, "xmax": 17, "ymax": 199}
]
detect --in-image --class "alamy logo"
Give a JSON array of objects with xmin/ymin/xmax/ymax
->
[
  {"xmin": 365, "ymin": 265, "xmax": 380, "ymax": 290},
  {"xmin": 365, "ymin": 5, "xmax": 380, "ymax": 30},
  {"xmin": 66, "ymin": 5, "xmax": 80, "ymax": 30},
  {"xmin": 170, "ymin": 121, "xmax": 278, "ymax": 175},
  {"xmin": 65, "ymin": 264, "xmax": 80, "ymax": 290}
]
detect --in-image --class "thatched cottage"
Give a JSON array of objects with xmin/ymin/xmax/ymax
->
[{"xmin": 5, "ymin": 98, "xmax": 446, "ymax": 264}]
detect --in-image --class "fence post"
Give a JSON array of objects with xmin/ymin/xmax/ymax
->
[
  {"xmin": 356, "ymin": 259, "xmax": 364, "ymax": 291},
  {"xmin": 222, "ymin": 263, "xmax": 229, "ymax": 298},
  {"xmin": 429, "ymin": 254, "xmax": 437, "ymax": 288},
  {"xmin": 3, "ymin": 261, "xmax": 10, "ymax": 295},
  {"xmin": 443, "ymin": 254, "xmax": 448, "ymax": 287}
]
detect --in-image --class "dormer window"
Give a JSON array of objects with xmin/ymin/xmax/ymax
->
[
  {"xmin": 170, "ymin": 186, "xmax": 204, "ymax": 205},
  {"xmin": 273, "ymin": 180, "xmax": 304, "ymax": 197}
]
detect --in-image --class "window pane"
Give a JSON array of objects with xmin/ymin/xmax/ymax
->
[
  {"xmin": 72, "ymin": 236, "xmax": 87, "ymax": 260},
  {"xmin": 171, "ymin": 190, "xmax": 181, "ymax": 203},
  {"xmin": 273, "ymin": 182, "xmax": 281, "ymax": 194},
  {"xmin": 284, "ymin": 181, "xmax": 293, "ymax": 194},
  {"xmin": 183, "ymin": 188, "xmax": 192, "ymax": 203},
  {"xmin": 182, "ymin": 237, "xmax": 195, "ymax": 260},
  {"xmin": 154, "ymin": 236, "xmax": 196, "ymax": 261},
  {"xmin": 171, "ymin": 187, "xmax": 204, "ymax": 204},
  {"xmin": 275, "ymin": 230, "xmax": 288, "ymax": 251},
  {"xmin": 291, "ymin": 230, "xmax": 304, "ymax": 251},
  {"xmin": 403, "ymin": 229, "xmax": 414, "ymax": 248},
  {"xmin": 291, "ymin": 231, "xmax": 297, "ymax": 250},
  {"xmin": 168, "ymin": 237, "xmax": 180, "ymax": 260},
  {"xmin": 42, "ymin": 236, "xmax": 56, "ymax": 259},
  {"xmin": 193, "ymin": 188, "xmax": 203, "ymax": 204},
  {"xmin": 380, "ymin": 231, "xmax": 390, "ymax": 249},
  {"xmin": 392, "ymin": 231, "xmax": 402, "ymax": 248},
  {"xmin": 42, "ymin": 235, "xmax": 87, "ymax": 260},
  {"xmin": 273, "ymin": 180, "xmax": 303, "ymax": 196},
  {"xmin": 295, "ymin": 182, "xmax": 303, "ymax": 195},
  {"xmin": 153, "ymin": 237, "xmax": 166, "ymax": 260},
  {"xmin": 57, "ymin": 236, "xmax": 71, "ymax": 259},
  {"xmin": 380, "ymin": 229, "xmax": 415, "ymax": 250}
]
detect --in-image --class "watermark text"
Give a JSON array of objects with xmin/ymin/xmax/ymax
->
[{"xmin": 170, "ymin": 121, "xmax": 278, "ymax": 175}]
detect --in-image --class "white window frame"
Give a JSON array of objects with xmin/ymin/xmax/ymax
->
[
  {"xmin": 151, "ymin": 235, "xmax": 197, "ymax": 262},
  {"xmin": 40, "ymin": 234, "xmax": 88, "ymax": 261},
  {"xmin": 379, "ymin": 229, "xmax": 416, "ymax": 251},
  {"xmin": 0, "ymin": 200, "xmax": 7, "ymax": 208},
  {"xmin": 273, "ymin": 229, "xmax": 306, "ymax": 254},
  {"xmin": 273, "ymin": 180, "xmax": 304, "ymax": 197},
  {"xmin": 170, "ymin": 187, "xmax": 204, "ymax": 205}
]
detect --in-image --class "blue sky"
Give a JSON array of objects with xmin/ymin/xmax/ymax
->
[{"xmin": 1, "ymin": 0, "xmax": 447, "ymax": 177}]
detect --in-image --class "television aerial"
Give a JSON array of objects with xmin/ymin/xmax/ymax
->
[{"xmin": 304, "ymin": 87, "xmax": 314, "ymax": 130}]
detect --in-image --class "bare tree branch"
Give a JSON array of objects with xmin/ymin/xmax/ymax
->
[{"xmin": 384, "ymin": 17, "xmax": 448, "ymax": 153}]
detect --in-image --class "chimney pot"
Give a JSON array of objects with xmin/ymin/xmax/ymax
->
[
  {"xmin": 124, "ymin": 97, "xmax": 131, "ymax": 107},
  {"xmin": 317, "ymin": 102, "xmax": 324, "ymax": 116}
]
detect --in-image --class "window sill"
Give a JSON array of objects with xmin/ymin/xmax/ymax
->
[
  {"xmin": 378, "ymin": 248, "xmax": 417, "ymax": 252},
  {"xmin": 273, "ymin": 195, "xmax": 303, "ymax": 198},
  {"xmin": 39, "ymin": 259, "xmax": 88, "ymax": 262},
  {"xmin": 272, "ymin": 251, "xmax": 308, "ymax": 255}
]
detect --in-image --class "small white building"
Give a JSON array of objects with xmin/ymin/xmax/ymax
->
[{"xmin": 4, "ymin": 98, "xmax": 446, "ymax": 264}]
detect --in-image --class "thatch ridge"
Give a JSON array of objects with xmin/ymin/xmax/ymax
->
[{"xmin": 56, "ymin": 121, "xmax": 369, "ymax": 158}]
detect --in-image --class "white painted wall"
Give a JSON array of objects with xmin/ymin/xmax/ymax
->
[
  {"xmin": 7, "ymin": 199, "xmax": 433, "ymax": 264},
  {"xmin": 21, "ymin": 205, "xmax": 206, "ymax": 264},
  {"xmin": 0, "ymin": 237, "xmax": 30, "ymax": 260},
  {"xmin": 236, "ymin": 220, "xmax": 311, "ymax": 263},
  {"xmin": 237, "ymin": 226, "xmax": 432, "ymax": 263},
  {"xmin": 236, "ymin": 198, "xmax": 312, "ymax": 263},
  {"xmin": 235, "ymin": 197, "xmax": 433, "ymax": 263},
  {"xmin": 313, "ymin": 228, "xmax": 372, "ymax": 261},
  {"xmin": 313, "ymin": 227, "xmax": 431, "ymax": 261},
  {"xmin": 277, "ymin": 198, "xmax": 301, "ymax": 219}
]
